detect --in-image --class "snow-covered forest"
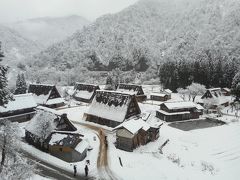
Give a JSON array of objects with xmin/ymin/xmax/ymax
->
[{"xmin": 21, "ymin": 0, "xmax": 240, "ymax": 86}]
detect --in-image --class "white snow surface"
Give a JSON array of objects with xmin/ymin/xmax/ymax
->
[
  {"xmin": 32, "ymin": 94, "xmax": 50, "ymax": 105},
  {"xmin": 48, "ymin": 133, "xmax": 68, "ymax": 145},
  {"xmin": 74, "ymin": 90, "xmax": 94, "ymax": 100},
  {"xmin": 0, "ymin": 93, "xmax": 37, "ymax": 113},
  {"xmin": 164, "ymin": 101, "xmax": 198, "ymax": 110},
  {"xmin": 46, "ymin": 97, "xmax": 64, "ymax": 105},
  {"xmin": 75, "ymin": 139, "xmax": 89, "ymax": 153},
  {"xmin": 114, "ymin": 119, "xmax": 150, "ymax": 134}
]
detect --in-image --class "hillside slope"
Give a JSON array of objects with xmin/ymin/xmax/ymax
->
[
  {"xmin": 28, "ymin": 0, "xmax": 240, "ymax": 84},
  {"xmin": 6, "ymin": 15, "xmax": 90, "ymax": 47},
  {"xmin": 0, "ymin": 25, "xmax": 41, "ymax": 67}
]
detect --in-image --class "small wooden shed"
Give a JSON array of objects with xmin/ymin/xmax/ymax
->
[
  {"xmin": 47, "ymin": 132, "xmax": 88, "ymax": 162},
  {"xmin": 115, "ymin": 119, "xmax": 150, "ymax": 152},
  {"xmin": 150, "ymin": 93, "xmax": 169, "ymax": 102}
]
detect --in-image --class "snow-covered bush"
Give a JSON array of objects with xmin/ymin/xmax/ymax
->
[
  {"xmin": 167, "ymin": 154, "xmax": 181, "ymax": 166},
  {"xmin": 201, "ymin": 161, "xmax": 216, "ymax": 175}
]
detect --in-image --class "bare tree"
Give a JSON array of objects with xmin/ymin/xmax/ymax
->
[
  {"xmin": 177, "ymin": 88, "xmax": 189, "ymax": 101},
  {"xmin": 186, "ymin": 83, "xmax": 206, "ymax": 102}
]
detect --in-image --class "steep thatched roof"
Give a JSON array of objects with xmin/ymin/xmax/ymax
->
[
  {"xmin": 28, "ymin": 84, "xmax": 55, "ymax": 96},
  {"xmin": 74, "ymin": 83, "xmax": 100, "ymax": 92},
  {"xmin": 117, "ymin": 83, "xmax": 144, "ymax": 95},
  {"xmin": 86, "ymin": 90, "xmax": 141, "ymax": 122}
]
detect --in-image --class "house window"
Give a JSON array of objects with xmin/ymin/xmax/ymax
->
[{"xmin": 59, "ymin": 148, "xmax": 63, "ymax": 152}]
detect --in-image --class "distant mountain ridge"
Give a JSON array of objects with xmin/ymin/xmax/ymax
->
[{"xmin": 6, "ymin": 15, "xmax": 90, "ymax": 47}]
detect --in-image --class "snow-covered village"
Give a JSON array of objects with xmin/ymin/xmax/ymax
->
[{"xmin": 1, "ymin": 0, "xmax": 240, "ymax": 179}]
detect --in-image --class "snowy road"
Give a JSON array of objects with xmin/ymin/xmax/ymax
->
[{"xmin": 72, "ymin": 121, "xmax": 120, "ymax": 180}]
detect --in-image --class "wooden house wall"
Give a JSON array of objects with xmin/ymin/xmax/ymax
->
[
  {"xmin": 49, "ymin": 145, "xmax": 72, "ymax": 153},
  {"xmin": 25, "ymin": 131, "xmax": 48, "ymax": 152},
  {"xmin": 150, "ymin": 95, "xmax": 168, "ymax": 102},
  {"xmin": 160, "ymin": 104, "xmax": 197, "ymax": 114},
  {"xmin": 116, "ymin": 127, "xmax": 160, "ymax": 152},
  {"xmin": 73, "ymin": 96, "xmax": 93, "ymax": 103},
  {"xmin": 156, "ymin": 111, "xmax": 191, "ymax": 122},
  {"xmin": 148, "ymin": 127, "xmax": 159, "ymax": 141},
  {"xmin": 135, "ymin": 95, "xmax": 147, "ymax": 102},
  {"xmin": 0, "ymin": 108, "xmax": 35, "ymax": 117},
  {"xmin": 116, "ymin": 136, "xmax": 135, "ymax": 152},
  {"xmin": 49, "ymin": 145, "xmax": 87, "ymax": 162},
  {"xmin": 86, "ymin": 115, "xmax": 121, "ymax": 128},
  {"xmin": 1, "ymin": 111, "xmax": 36, "ymax": 123}
]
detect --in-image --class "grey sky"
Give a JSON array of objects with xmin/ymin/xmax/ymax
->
[{"xmin": 0, "ymin": 0, "xmax": 138, "ymax": 23}]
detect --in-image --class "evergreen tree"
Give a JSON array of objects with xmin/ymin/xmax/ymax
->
[
  {"xmin": 231, "ymin": 71, "xmax": 240, "ymax": 101},
  {"xmin": 14, "ymin": 73, "xmax": 27, "ymax": 94},
  {"xmin": 0, "ymin": 42, "xmax": 12, "ymax": 106}
]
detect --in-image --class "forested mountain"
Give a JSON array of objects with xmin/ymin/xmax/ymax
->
[
  {"xmin": 0, "ymin": 25, "xmax": 41, "ymax": 68},
  {"xmin": 6, "ymin": 15, "xmax": 90, "ymax": 47},
  {"xmin": 28, "ymin": 0, "xmax": 240, "ymax": 86}
]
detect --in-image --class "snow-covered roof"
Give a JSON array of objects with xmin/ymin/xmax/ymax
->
[
  {"xmin": 28, "ymin": 84, "xmax": 62, "ymax": 105},
  {"xmin": 32, "ymin": 93, "xmax": 50, "ymax": 104},
  {"xmin": 117, "ymin": 83, "xmax": 144, "ymax": 95},
  {"xmin": 150, "ymin": 93, "xmax": 168, "ymax": 97},
  {"xmin": 25, "ymin": 110, "xmax": 57, "ymax": 137},
  {"xmin": 73, "ymin": 83, "xmax": 100, "ymax": 101},
  {"xmin": 115, "ymin": 119, "xmax": 150, "ymax": 134},
  {"xmin": 0, "ymin": 93, "xmax": 37, "ymax": 113},
  {"xmin": 74, "ymin": 90, "xmax": 94, "ymax": 100},
  {"xmin": 196, "ymin": 104, "xmax": 204, "ymax": 110},
  {"xmin": 36, "ymin": 106, "xmax": 62, "ymax": 115},
  {"xmin": 157, "ymin": 109, "xmax": 190, "ymax": 115},
  {"xmin": 164, "ymin": 89, "xmax": 172, "ymax": 94},
  {"xmin": 209, "ymin": 88, "xmax": 221, "ymax": 91},
  {"xmin": 86, "ymin": 90, "xmax": 138, "ymax": 122},
  {"xmin": 222, "ymin": 87, "xmax": 231, "ymax": 92},
  {"xmin": 202, "ymin": 88, "xmax": 229, "ymax": 105},
  {"xmin": 25, "ymin": 107, "xmax": 76, "ymax": 137},
  {"xmin": 75, "ymin": 139, "xmax": 89, "ymax": 153},
  {"xmin": 46, "ymin": 98, "xmax": 64, "ymax": 105},
  {"xmin": 163, "ymin": 101, "xmax": 197, "ymax": 110},
  {"xmin": 49, "ymin": 132, "xmax": 82, "ymax": 148}
]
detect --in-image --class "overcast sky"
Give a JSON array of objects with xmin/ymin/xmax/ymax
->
[{"xmin": 0, "ymin": 0, "xmax": 138, "ymax": 23}]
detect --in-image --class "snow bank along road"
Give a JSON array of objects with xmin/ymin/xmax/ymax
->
[{"xmin": 21, "ymin": 143, "xmax": 95, "ymax": 180}]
